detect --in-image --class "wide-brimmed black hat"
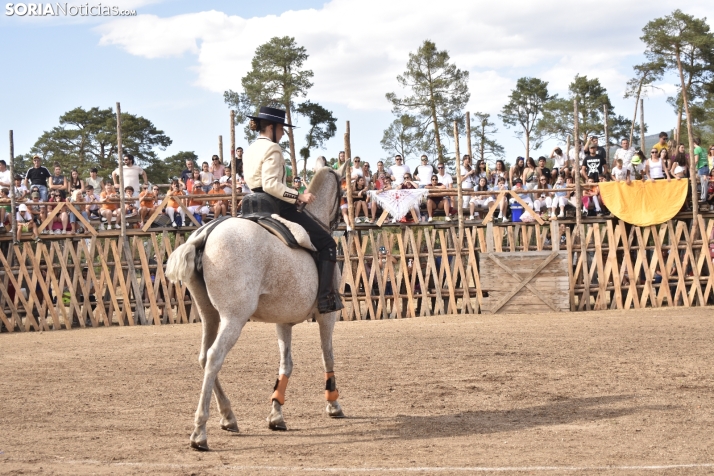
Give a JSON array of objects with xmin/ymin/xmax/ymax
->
[{"xmin": 247, "ymin": 106, "xmax": 296, "ymax": 128}]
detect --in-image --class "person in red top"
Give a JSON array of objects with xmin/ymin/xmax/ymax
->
[
  {"xmin": 165, "ymin": 180, "xmax": 186, "ymax": 227},
  {"xmin": 208, "ymin": 179, "xmax": 227, "ymax": 217}
]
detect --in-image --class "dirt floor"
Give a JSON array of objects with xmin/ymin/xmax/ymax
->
[{"xmin": 1, "ymin": 308, "xmax": 714, "ymax": 475}]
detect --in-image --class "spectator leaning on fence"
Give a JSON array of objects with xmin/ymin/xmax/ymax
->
[
  {"xmin": 611, "ymin": 159, "xmax": 627, "ymax": 181},
  {"xmin": 643, "ymin": 146, "xmax": 671, "ymax": 181},
  {"xmin": 25, "ymin": 155, "xmax": 52, "ymax": 202},
  {"xmin": 112, "ymin": 154, "xmax": 147, "ymax": 196}
]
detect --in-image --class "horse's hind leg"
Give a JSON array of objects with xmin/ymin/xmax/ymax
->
[
  {"xmin": 193, "ymin": 278, "xmax": 238, "ymax": 433},
  {"xmin": 317, "ymin": 311, "xmax": 345, "ymax": 418},
  {"xmin": 267, "ymin": 323, "xmax": 294, "ymax": 431},
  {"xmin": 191, "ymin": 317, "xmax": 245, "ymax": 451},
  {"xmin": 198, "ymin": 307, "xmax": 239, "ymax": 433}
]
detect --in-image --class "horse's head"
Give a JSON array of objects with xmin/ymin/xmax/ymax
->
[{"xmin": 305, "ymin": 164, "xmax": 344, "ymax": 231}]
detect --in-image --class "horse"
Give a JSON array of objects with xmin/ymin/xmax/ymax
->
[{"xmin": 166, "ymin": 163, "xmax": 347, "ymax": 451}]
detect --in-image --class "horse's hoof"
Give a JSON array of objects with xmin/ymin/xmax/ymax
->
[
  {"xmin": 268, "ymin": 421, "xmax": 287, "ymax": 431},
  {"xmin": 190, "ymin": 439, "xmax": 209, "ymax": 451},
  {"xmin": 221, "ymin": 422, "xmax": 240, "ymax": 433},
  {"xmin": 326, "ymin": 401, "xmax": 345, "ymax": 418},
  {"xmin": 328, "ymin": 409, "xmax": 345, "ymax": 418}
]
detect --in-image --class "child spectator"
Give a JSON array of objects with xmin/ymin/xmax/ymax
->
[
  {"xmin": 12, "ymin": 174, "xmax": 28, "ymax": 200},
  {"xmin": 83, "ymin": 184, "xmax": 101, "ymax": 220},
  {"xmin": 138, "ymin": 184, "xmax": 157, "ymax": 227},
  {"xmin": 28, "ymin": 190, "xmax": 47, "ymax": 231},
  {"xmin": 353, "ymin": 176, "xmax": 369, "ymax": 223},
  {"xmin": 187, "ymin": 183, "xmax": 210, "ymax": 224},
  {"xmin": 208, "ymin": 179, "xmax": 227, "ymax": 218},
  {"xmin": 199, "ymin": 162, "xmax": 213, "ymax": 192},
  {"xmin": 583, "ymin": 177, "xmax": 602, "ymax": 216},
  {"xmin": 124, "ymin": 186, "xmax": 138, "ymax": 218},
  {"xmin": 165, "ymin": 180, "xmax": 186, "ymax": 227},
  {"xmin": 100, "ymin": 182, "xmax": 121, "ymax": 230},
  {"xmin": 47, "ymin": 189, "xmax": 70, "ymax": 234},
  {"xmin": 15, "ymin": 203, "xmax": 40, "ymax": 244},
  {"xmin": 219, "ymin": 166, "xmax": 234, "ymax": 194},
  {"xmin": 611, "ymin": 159, "xmax": 627, "ymax": 181},
  {"xmin": 550, "ymin": 175, "xmax": 568, "ymax": 219},
  {"xmin": 468, "ymin": 177, "xmax": 492, "ymax": 220}
]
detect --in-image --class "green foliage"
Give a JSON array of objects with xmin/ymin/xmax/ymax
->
[
  {"xmin": 144, "ymin": 151, "xmax": 198, "ymax": 185},
  {"xmin": 386, "ymin": 40, "xmax": 470, "ymax": 162},
  {"xmin": 641, "ymin": 9, "xmax": 714, "ymax": 144},
  {"xmin": 27, "ymin": 106, "xmax": 171, "ymax": 178},
  {"xmin": 380, "ymin": 114, "xmax": 422, "ymax": 159},
  {"xmin": 296, "ymin": 101, "xmax": 336, "ymax": 177},
  {"xmin": 470, "ymin": 112, "xmax": 504, "ymax": 165},
  {"xmin": 499, "ymin": 77, "xmax": 552, "ymax": 158},
  {"xmin": 224, "ymin": 36, "xmax": 314, "ymax": 176}
]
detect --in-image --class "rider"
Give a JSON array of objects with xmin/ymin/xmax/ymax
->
[{"xmin": 243, "ymin": 106, "xmax": 343, "ymax": 314}]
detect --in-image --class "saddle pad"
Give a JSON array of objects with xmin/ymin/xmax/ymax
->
[{"xmin": 264, "ymin": 215, "xmax": 316, "ymax": 251}]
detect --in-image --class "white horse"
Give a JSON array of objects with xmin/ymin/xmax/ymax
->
[{"xmin": 166, "ymin": 164, "xmax": 346, "ymax": 451}]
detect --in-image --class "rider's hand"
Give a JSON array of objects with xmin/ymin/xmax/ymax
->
[{"xmin": 298, "ymin": 192, "xmax": 315, "ymax": 204}]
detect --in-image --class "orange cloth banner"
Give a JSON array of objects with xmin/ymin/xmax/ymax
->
[{"xmin": 598, "ymin": 179, "xmax": 688, "ymax": 227}]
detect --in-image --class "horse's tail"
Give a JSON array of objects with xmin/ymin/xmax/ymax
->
[{"xmin": 166, "ymin": 217, "xmax": 230, "ymax": 283}]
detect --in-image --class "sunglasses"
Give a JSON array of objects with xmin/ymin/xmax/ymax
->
[
  {"xmin": 651, "ymin": 151, "xmax": 657, "ymax": 154},
  {"xmin": 437, "ymin": 167, "xmax": 444, "ymax": 169}
]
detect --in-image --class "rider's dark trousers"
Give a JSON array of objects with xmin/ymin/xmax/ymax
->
[{"xmin": 278, "ymin": 201, "xmax": 335, "ymax": 256}]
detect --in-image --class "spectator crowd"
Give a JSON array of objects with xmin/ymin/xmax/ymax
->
[{"xmin": 3, "ymin": 133, "xmax": 713, "ymax": 242}]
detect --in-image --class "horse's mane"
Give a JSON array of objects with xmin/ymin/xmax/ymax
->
[{"xmin": 306, "ymin": 166, "xmax": 335, "ymax": 194}]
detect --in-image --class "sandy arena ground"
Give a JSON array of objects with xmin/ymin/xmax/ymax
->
[{"xmin": 1, "ymin": 308, "xmax": 714, "ymax": 475}]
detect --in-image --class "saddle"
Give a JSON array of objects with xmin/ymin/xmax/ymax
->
[{"xmin": 240, "ymin": 193, "xmax": 315, "ymax": 251}]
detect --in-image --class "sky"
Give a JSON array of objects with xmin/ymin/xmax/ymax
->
[{"xmin": 1, "ymin": 0, "xmax": 712, "ymax": 174}]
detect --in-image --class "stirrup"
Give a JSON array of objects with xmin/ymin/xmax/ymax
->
[{"xmin": 318, "ymin": 292, "xmax": 344, "ymax": 314}]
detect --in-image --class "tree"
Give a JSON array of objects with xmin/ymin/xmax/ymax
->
[
  {"xmin": 144, "ymin": 151, "xmax": 198, "ymax": 185},
  {"xmin": 624, "ymin": 60, "xmax": 665, "ymax": 146},
  {"xmin": 386, "ymin": 40, "xmax": 470, "ymax": 163},
  {"xmin": 28, "ymin": 106, "xmax": 171, "ymax": 178},
  {"xmin": 642, "ymin": 9, "xmax": 714, "ymax": 216},
  {"xmin": 295, "ymin": 101, "xmax": 336, "ymax": 179},
  {"xmin": 380, "ymin": 114, "xmax": 422, "ymax": 160},
  {"xmin": 224, "ymin": 36, "xmax": 314, "ymax": 177},
  {"xmin": 470, "ymin": 112, "xmax": 504, "ymax": 166},
  {"xmin": 499, "ymin": 77, "xmax": 552, "ymax": 160}
]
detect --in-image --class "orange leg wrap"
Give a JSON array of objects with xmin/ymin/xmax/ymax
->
[
  {"xmin": 325, "ymin": 372, "xmax": 339, "ymax": 401},
  {"xmin": 271, "ymin": 375, "xmax": 289, "ymax": 405}
]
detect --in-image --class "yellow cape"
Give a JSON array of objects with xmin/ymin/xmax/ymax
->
[{"xmin": 598, "ymin": 179, "xmax": 688, "ymax": 227}]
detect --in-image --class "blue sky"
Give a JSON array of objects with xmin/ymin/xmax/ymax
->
[{"xmin": 1, "ymin": 0, "xmax": 710, "ymax": 174}]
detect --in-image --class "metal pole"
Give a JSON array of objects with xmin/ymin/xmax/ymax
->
[
  {"xmin": 230, "ymin": 111, "xmax": 236, "ymax": 217},
  {"xmin": 116, "ymin": 102, "xmax": 126, "ymax": 239},
  {"xmin": 9, "ymin": 131, "xmax": 16, "ymax": 240},
  {"xmin": 465, "ymin": 111, "xmax": 472, "ymax": 160},
  {"xmin": 344, "ymin": 121, "xmax": 354, "ymax": 229},
  {"xmin": 453, "ymin": 121, "xmax": 464, "ymax": 241}
]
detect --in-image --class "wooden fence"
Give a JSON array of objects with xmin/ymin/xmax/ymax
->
[{"xmin": 1, "ymin": 216, "xmax": 713, "ymax": 332}]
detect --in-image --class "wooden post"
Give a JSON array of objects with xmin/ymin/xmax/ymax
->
[
  {"xmin": 565, "ymin": 134, "xmax": 571, "ymax": 167},
  {"xmin": 453, "ymin": 121, "xmax": 464, "ymax": 241},
  {"xmin": 344, "ymin": 121, "xmax": 354, "ymax": 229},
  {"xmin": 116, "ymin": 102, "xmax": 146, "ymax": 325},
  {"xmin": 116, "ymin": 102, "xmax": 126, "ymax": 239},
  {"xmin": 603, "ymin": 104, "xmax": 610, "ymax": 163},
  {"xmin": 574, "ymin": 100, "xmax": 582, "ymax": 228},
  {"xmin": 8, "ymin": 131, "xmax": 16, "ymax": 239},
  {"xmin": 639, "ymin": 99, "xmax": 645, "ymax": 153},
  {"xmin": 218, "ymin": 135, "xmax": 224, "ymax": 164},
  {"xmin": 230, "ymin": 111, "xmax": 236, "ymax": 217},
  {"xmin": 465, "ymin": 111, "xmax": 473, "ymax": 160}
]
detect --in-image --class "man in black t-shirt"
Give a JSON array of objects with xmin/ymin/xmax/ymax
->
[
  {"xmin": 581, "ymin": 145, "xmax": 608, "ymax": 182},
  {"xmin": 537, "ymin": 156, "xmax": 551, "ymax": 180},
  {"xmin": 180, "ymin": 158, "xmax": 195, "ymax": 187},
  {"xmin": 24, "ymin": 155, "xmax": 52, "ymax": 201}
]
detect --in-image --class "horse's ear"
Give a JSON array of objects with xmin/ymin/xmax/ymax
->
[{"xmin": 337, "ymin": 161, "xmax": 348, "ymax": 178}]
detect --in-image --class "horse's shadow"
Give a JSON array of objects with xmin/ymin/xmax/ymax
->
[{"xmin": 231, "ymin": 394, "xmax": 672, "ymax": 450}]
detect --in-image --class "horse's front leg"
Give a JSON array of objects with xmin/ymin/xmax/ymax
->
[
  {"xmin": 191, "ymin": 319, "xmax": 244, "ymax": 451},
  {"xmin": 267, "ymin": 323, "xmax": 294, "ymax": 431},
  {"xmin": 317, "ymin": 311, "xmax": 345, "ymax": 418}
]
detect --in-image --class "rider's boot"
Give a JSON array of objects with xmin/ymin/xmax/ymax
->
[{"xmin": 317, "ymin": 247, "xmax": 344, "ymax": 314}]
